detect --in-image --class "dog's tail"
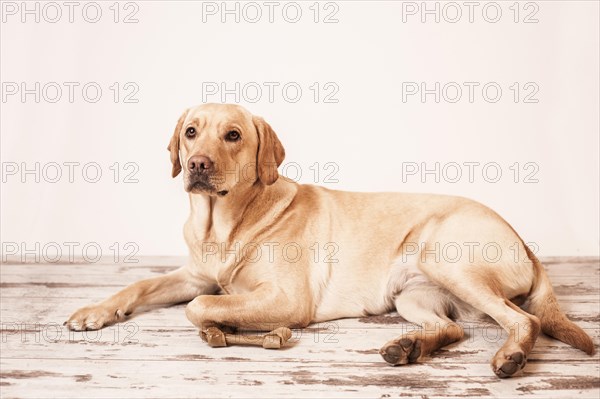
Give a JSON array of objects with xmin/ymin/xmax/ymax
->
[{"xmin": 525, "ymin": 247, "xmax": 595, "ymax": 355}]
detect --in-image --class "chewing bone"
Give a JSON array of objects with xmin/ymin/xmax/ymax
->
[{"xmin": 201, "ymin": 326, "xmax": 292, "ymax": 349}]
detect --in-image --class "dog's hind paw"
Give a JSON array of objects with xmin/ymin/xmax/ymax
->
[{"xmin": 379, "ymin": 337, "xmax": 422, "ymax": 365}]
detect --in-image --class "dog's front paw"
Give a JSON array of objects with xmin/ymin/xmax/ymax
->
[{"xmin": 65, "ymin": 304, "xmax": 124, "ymax": 331}]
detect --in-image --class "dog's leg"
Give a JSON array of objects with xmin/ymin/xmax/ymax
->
[
  {"xmin": 380, "ymin": 286, "xmax": 464, "ymax": 365},
  {"xmin": 185, "ymin": 283, "xmax": 305, "ymax": 347},
  {"xmin": 66, "ymin": 266, "xmax": 213, "ymax": 330},
  {"xmin": 419, "ymin": 263, "xmax": 540, "ymax": 378}
]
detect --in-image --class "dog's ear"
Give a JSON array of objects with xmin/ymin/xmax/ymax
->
[
  {"xmin": 253, "ymin": 116, "xmax": 285, "ymax": 185},
  {"xmin": 167, "ymin": 109, "xmax": 189, "ymax": 178}
]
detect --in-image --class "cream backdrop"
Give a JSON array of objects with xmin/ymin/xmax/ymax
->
[{"xmin": 1, "ymin": 1, "xmax": 598, "ymax": 259}]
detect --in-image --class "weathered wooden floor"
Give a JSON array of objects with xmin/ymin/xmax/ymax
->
[{"xmin": 1, "ymin": 257, "xmax": 598, "ymax": 398}]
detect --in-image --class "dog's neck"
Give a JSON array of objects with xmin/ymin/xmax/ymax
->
[
  {"xmin": 184, "ymin": 178, "xmax": 297, "ymax": 292},
  {"xmin": 187, "ymin": 178, "xmax": 297, "ymax": 245}
]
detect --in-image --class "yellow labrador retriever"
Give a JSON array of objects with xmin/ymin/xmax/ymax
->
[{"xmin": 67, "ymin": 103, "xmax": 594, "ymax": 377}]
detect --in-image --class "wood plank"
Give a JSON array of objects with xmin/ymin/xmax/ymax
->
[
  {"xmin": 1, "ymin": 257, "xmax": 598, "ymax": 398},
  {"xmin": 1, "ymin": 358, "xmax": 599, "ymax": 399}
]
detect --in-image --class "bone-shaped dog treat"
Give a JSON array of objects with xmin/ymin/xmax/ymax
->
[
  {"xmin": 201, "ymin": 326, "xmax": 292, "ymax": 349},
  {"xmin": 262, "ymin": 327, "xmax": 293, "ymax": 349}
]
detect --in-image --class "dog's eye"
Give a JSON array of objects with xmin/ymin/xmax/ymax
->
[
  {"xmin": 185, "ymin": 127, "xmax": 196, "ymax": 138},
  {"xmin": 225, "ymin": 130, "xmax": 240, "ymax": 142}
]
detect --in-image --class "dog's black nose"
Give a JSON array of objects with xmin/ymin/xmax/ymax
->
[{"xmin": 188, "ymin": 155, "xmax": 213, "ymax": 172}]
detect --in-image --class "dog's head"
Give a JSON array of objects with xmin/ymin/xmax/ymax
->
[{"xmin": 167, "ymin": 104, "xmax": 285, "ymax": 196}]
